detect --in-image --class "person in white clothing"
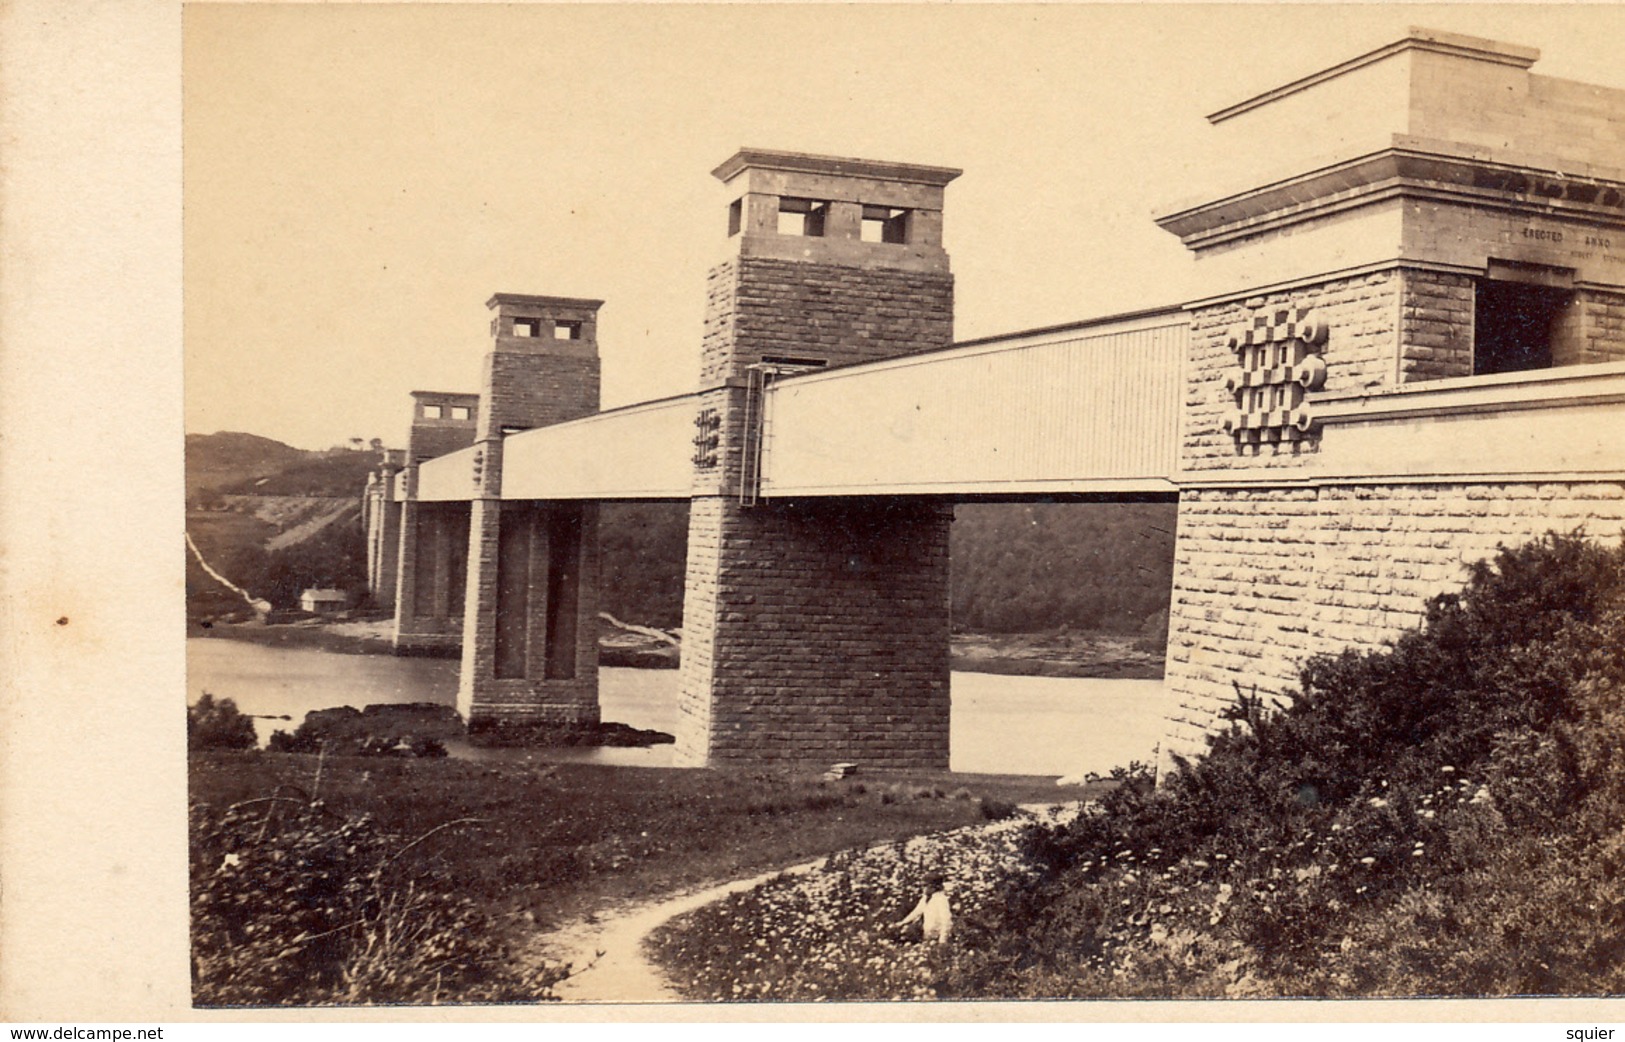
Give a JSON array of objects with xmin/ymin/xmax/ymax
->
[{"xmin": 896, "ymin": 871, "xmax": 952, "ymax": 945}]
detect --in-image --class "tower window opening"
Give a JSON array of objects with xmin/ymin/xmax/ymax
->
[
  {"xmin": 777, "ymin": 197, "xmax": 827, "ymax": 237},
  {"xmin": 421, "ymin": 404, "xmax": 443, "ymax": 419},
  {"xmin": 1473, "ymin": 278, "xmax": 1573, "ymax": 376},
  {"xmin": 728, "ymin": 198, "xmax": 743, "ymax": 237},
  {"xmin": 554, "ymin": 320, "xmax": 582, "ymax": 340},
  {"xmin": 450, "ymin": 406, "xmax": 472, "ymax": 421},
  {"xmin": 861, "ymin": 205, "xmax": 910, "ymax": 244},
  {"xmin": 512, "ymin": 317, "xmax": 541, "ymax": 338}
]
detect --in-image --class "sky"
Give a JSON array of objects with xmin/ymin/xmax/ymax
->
[{"xmin": 182, "ymin": 3, "xmax": 1625, "ymax": 451}]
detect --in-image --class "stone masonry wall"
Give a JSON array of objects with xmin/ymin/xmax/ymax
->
[
  {"xmin": 674, "ymin": 496, "xmax": 952, "ymax": 768},
  {"xmin": 1185, "ymin": 270, "xmax": 1403, "ymax": 471},
  {"xmin": 392, "ymin": 499, "xmax": 470, "ymax": 653},
  {"xmin": 1556, "ymin": 288, "xmax": 1625, "ymax": 367},
  {"xmin": 1399, "ymin": 269, "xmax": 1475, "ymax": 381},
  {"xmin": 1394, "ymin": 276, "xmax": 1625, "ymax": 378},
  {"xmin": 481, "ymin": 352, "xmax": 600, "ymax": 432},
  {"xmin": 700, "ymin": 257, "xmax": 954, "ymax": 385},
  {"xmin": 1161, "ymin": 480, "xmax": 1625, "ymax": 768}
]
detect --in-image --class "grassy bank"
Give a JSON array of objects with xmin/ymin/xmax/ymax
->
[
  {"xmin": 190, "ymin": 749, "xmax": 1088, "ymax": 1004},
  {"xmin": 649, "ymin": 534, "xmax": 1625, "ymax": 1000}
]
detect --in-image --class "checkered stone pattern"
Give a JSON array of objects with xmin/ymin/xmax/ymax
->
[{"xmin": 1222, "ymin": 306, "xmax": 1329, "ymax": 450}]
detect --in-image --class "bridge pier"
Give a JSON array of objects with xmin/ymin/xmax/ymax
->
[
  {"xmin": 674, "ymin": 150, "xmax": 961, "ymax": 768},
  {"xmin": 676, "ymin": 495, "xmax": 951, "ymax": 767},
  {"xmin": 362, "ymin": 453, "xmax": 402, "ymax": 611},
  {"xmin": 392, "ymin": 498, "xmax": 470, "ymax": 654},
  {"xmin": 456, "ymin": 294, "xmax": 604, "ymax": 726}
]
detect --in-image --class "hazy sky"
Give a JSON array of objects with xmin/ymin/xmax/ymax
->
[{"xmin": 183, "ymin": 3, "xmax": 1625, "ymax": 451}]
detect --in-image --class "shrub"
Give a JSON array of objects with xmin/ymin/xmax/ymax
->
[
  {"xmin": 190, "ymin": 797, "xmax": 564, "ymax": 1005},
  {"xmin": 189, "ymin": 693, "xmax": 257, "ymax": 751},
  {"xmin": 981, "ymin": 532, "xmax": 1625, "ymax": 994},
  {"xmin": 651, "ymin": 533, "xmax": 1625, "ymax": 1000}
]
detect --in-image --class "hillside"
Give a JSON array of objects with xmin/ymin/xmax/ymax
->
[
  {"xmin": 186, "ymin": 433, "xmax": 373, "ymax": 617},
  {"xmin": 184, "ymin": 431, "xmax": 309, "ymax": 502}
]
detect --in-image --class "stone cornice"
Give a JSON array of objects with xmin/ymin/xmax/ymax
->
[
  {"xmin": 485, "ymin": 293, "xmax": 605, "ymax": 311},
  {"xmin": 1156, "ymin": 142, "xmax": 1625, "ymax": 252},
  {"xmin": 712, "ymin": 148, "xmax": 962, "ymax": 187}
]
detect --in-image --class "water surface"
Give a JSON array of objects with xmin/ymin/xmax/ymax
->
[{"xmin": 187, "ymin": 638, "xmax": 1167, "ymax": 776}]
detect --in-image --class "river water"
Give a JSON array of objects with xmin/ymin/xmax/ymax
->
[{"xmin": 186, "ymin": 638, "xmax": 1168, "ymax": 777}]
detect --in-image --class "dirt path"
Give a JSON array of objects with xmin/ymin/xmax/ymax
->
[
  {"xmin": 533, "ymin": 802, "xmax": 1077, "ymax": 1003},
  {"xmin": 537, "ymin": 856, "xmax": 830, "ymax": 1003}
]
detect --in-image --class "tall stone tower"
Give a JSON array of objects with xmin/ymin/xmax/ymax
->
[
  {"xmin": 675, "ymin": 149, "xmax": 962, "ymax": 768},
  {"xmin": 457, "ymin": 294, "xmax": 604, "ymax": 726},
  {"xmin": 391, "ymin": 391, "xmax": 479, "ymax": 654}
]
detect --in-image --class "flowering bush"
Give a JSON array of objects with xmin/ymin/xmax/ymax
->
[
  {"xmin": 191, "ymin": 798, "xmax": 565, "ymax": 1005},
  {"xmin": 649, "ymin": 806, "xmax": 1082, "ymax": 1001}
]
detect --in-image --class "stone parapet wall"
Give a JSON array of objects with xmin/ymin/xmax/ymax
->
[
  {"xmin": 1161, "ymin": 480, "xmax": 1625, "ymax": 769},
  {"xmin": 675, "ymin": 496, "xmax": 952, "ymax": 768}
]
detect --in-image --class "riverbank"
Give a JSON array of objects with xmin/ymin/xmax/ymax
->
[
  {"xmin": 191, "ymin": 617, "xmax": 1163, "ymax": 679},
  {"xmin": 189, "ymin": 749, "xmax": 1094, "ymax": 1002}
]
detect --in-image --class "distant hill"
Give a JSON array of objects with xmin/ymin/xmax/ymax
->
[
  {"xmin": 185, "ymin": 431, "xmax": 309, "ymax": 501},
  {"xmin": 187, "ymin": 432, "xmax": 378, "ymax": 504},
  {"xmin": 186, "ymin": 432, "xmax": 371, "ymax": 617}
]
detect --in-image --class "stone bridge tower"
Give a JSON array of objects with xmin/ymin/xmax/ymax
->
[
  {"xmin": 392, "ymin": 391, "xmax": 479, "ymax": 653},
  {"xmin": 457, "ymin": 294, "xmax": 604, "ymax": 725},
  {"xmin": 675, "ymin": 150, "xmax": 962, "ymax": 767}
]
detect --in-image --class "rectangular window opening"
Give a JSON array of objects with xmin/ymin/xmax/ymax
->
[
  {"xmin": 450, "ymin": 405, "xmax": 472, "ymax": 421},
  {"xmin": 728, "ymin": 198, "xmax": 743, "ymax": 237},
  {"xmin": 778, "ymin": 197, "xmax": 827, "ymax": 237},
  {"xmin": 861, "ymin": 205, "xmax": 910, "ymax": 244},
  {"xmin": 421, "ymin": 404, "xmax": 443, "ymax": 419},
  {"xmin": 512, "ymin": 318, "xmax": 540, "ymax": 338},
  {"xmin": 553, "ymin": 320, "xmax": 582, "ymax": 341},
  {"xmin": 1473, "ymin": 278, "xmax": 1573, "ymax": 376}
]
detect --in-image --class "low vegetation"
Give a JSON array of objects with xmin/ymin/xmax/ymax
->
[
  {"xmin": 191, "ymin": 798, "xmax": 557, "ymax": 1005},
  {"xmin": 187, "ymin": 693, "xmax": 257, "ymax": 751},
  {"xmin": 189, "ymin": 750, "xmax": 1071, "ymax": 1005},
  {"xmin": 652, "ymin": 533, "xmax": 1625, "ymax": 999}
]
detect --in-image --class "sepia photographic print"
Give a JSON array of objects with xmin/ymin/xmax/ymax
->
[{"xmin": 8, "ymin": 0, "xmax": 1625, "ymax": 1028}]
